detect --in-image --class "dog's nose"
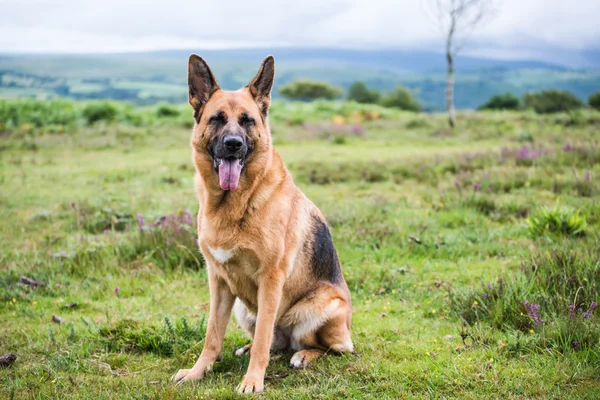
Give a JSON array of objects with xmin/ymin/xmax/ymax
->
[{"xmin": 224, "ymin": 136, "xmax": 243, "ymax": 151}]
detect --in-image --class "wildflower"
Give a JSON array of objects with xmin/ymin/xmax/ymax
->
[
  {"xmin": 431, "ymin": 309, "xmax": 436, "ymax": 314},
  {"xmin": 524, "ymin": 301, "xmax": 544, "ymax": 326},
  {"xmin": 473, "ymin": 183, "xmax": 481, "ymax": 191},
  {"xmin": 585, "ymin": 170, "xmax": 592, "ymax": 182},
  {"xmin": 583, "ymin": 302, "xmax": 598, "ymax": 319},
  {"xmin": 519, "ymin": 147, "xmax": 529, "ymax": 159},
  {"xmin": 487, "ymin": 284, "xmax": 492, "ymax": 290},
  {"xmin": 569, "ymin": 304, "xmax": 576, "ymax": 318},
  {"xmin": 529, "ymin": 329, "xmax": 534, "ymax": 334},
  {"xmin": 352, "ymin": 124, "xmax": 365, "ymax": 135},
  {"xmin": 115, "ymin": 287, "xmax": 120, "ymax": 297},
  {"xmin": 136, "ymin": 213, "xmax": 145, "ymax": 229},
  {"xmin": 473, "ymin": 301, "xmax": 478, "ymax": 305},
  {"xmin": 103, "ymin": 229, "xmax": 110, "ymax": 234},
  {"xmin": 572, "ymin": 340, "xmax": 581, "ymax": 349}
]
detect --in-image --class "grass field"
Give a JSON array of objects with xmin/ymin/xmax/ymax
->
[{"xmin": 1, "ymin": 100, "xmax": 600, "ymax": 399}]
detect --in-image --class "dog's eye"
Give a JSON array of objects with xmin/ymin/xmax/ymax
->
[
  {"xmin": 208, "ymin": 111, "xmax": 226, "ymax": 124},
  {"xmin": 239, "ymin": 113, "xmax": 255, "ymax": 126}
]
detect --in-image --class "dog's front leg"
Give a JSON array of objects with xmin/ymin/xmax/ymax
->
[
  {"xmin": 172, "ymin": 266, "xmax": 235, "ymax": 384},
  {"xmin": 237, "ymin": 270, "xmax": 284, "ymax": 394}
]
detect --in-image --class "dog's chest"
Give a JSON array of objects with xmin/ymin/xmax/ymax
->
[
  {"xmin": 201, "ymin": 241, "xmax": 260, "ymax": 304},
  {"xmin": 207, "ymin": 246, "xmax": 234, "ymax": 264}
]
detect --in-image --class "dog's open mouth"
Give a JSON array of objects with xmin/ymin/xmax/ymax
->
[{"xmin": 216, "ymin": 158, "xmax": 243, "ymax": 191}]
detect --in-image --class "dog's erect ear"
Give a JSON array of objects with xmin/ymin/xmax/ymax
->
[
  {"xmin": 247, "ymin": 56, "xmax": 275, "ymax": 116},
  {"xmin": 188, "ymin": 54, "xmax": 219, "ymax": 120}
]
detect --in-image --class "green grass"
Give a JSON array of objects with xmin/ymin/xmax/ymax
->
[{"xmin": 1, "ymin": 100, "xmax": 600, "ymax": 399}]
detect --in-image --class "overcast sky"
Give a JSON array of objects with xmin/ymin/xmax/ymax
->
[{"xmin": 0, "ymin": 0, "xmax": 598, "ymax": 62}]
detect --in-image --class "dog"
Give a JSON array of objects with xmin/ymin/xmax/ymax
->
[{"xmin": 171, "ymin": 55, "xmax": 353, "ymax": 394}]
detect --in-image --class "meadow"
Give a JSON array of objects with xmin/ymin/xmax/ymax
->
[{"xmin": 1, "ymin": 99, "xmax": 600, "ymax": 399}]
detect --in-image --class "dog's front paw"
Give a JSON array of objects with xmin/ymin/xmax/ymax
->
[
  {"xmin": 171, "ymin": 367, "xmax": 208, "ymax": 386},
  {"xmin": 237, "ymin": 374, "xmax": 264, "ymax": 394}
]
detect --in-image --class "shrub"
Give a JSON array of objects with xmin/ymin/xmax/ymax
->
[
  {"xmin": 346, "ymin": 81, "xmax": 380, "ymax": 104},
  {"xmin": 448, "ymin": 244, "xmax": 600, "ymax": 351},
  {"xmin": 379, "ymin": 87, "xmax": 421, "ymax": 112},
  {"xmin": 279, "ymin": 80, "xmax": 343, "ymax": 101},
  {"xmin": 82, "ymin": 102, "xmax": 118, "ymax": 124},
  {"xmin": 0, "ymin": 98, "xmax": 78, "ymax": 132},
  {"xmin": 478, "ymin": 93, "xmax": 521, "ymax": 110},
  {"xmin": 129, "ymin": 211, "xmax": 203, "ymax": 270},
  {"xmin": 527, "ymin": 205, "xmax": 587, "ymax": 238},
  {"xmin": 156, "ymin": 104, "xmax": 180, "ymax": 117},
  {"xmin": 523, "ymin": 90, "xmax": 583, "ymax": 114},
  {"xmin": 588, "ymin": 91, "xmax": 600, "ymax": 111}
]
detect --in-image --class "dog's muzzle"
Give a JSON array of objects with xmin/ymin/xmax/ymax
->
[{"xmin": 212, "ymin": 135, "xmax": 248, "ymax": 191}]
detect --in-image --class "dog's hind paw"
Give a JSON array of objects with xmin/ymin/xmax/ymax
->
[
  {"xmin": 290, "ymin": 349, "xmax": 323, "ymax": 368},
  {"xmin": 235, "ymin": 344, "xmax": 252, "ymax": 357}
]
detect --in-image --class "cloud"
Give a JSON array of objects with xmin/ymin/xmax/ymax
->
[{"xmin": 1, "ymin": 0, "xmax": 598, "ymax": 62}]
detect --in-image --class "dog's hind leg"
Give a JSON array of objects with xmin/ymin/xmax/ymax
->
[
  {"xmin": 233, "ymin": 298, "xmax": 255, "ymax": 356},
  {"xmin": 290, "ymin": 300, "xmax": 353, "ymax": 369},
  {"xmin": 233, "ymin": 298, "xmax": 290, "ymax": 356}
]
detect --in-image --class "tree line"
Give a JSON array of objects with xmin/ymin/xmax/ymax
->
[{"xmin": 278, "ymin": 79, "xmax": 600, "ymax": 114}]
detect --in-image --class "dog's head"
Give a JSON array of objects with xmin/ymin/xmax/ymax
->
[{"xmin": 188, "ymin": 55, "xmax": 275, "ymax": 191}]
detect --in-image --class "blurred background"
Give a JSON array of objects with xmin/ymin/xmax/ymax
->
[{"xmin": 1, "ymin": 0, "xmax": 599, "ymax": 110}]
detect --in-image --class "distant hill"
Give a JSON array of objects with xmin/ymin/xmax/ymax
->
[
  {"xmin": 144, "ymin": 48, "xmax": 566, "ymax": 72},
  {"xmin": 1, "ymin": 48, "xmax": 599, "ymax": 110}
]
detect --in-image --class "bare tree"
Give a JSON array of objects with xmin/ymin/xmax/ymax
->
[{"xmin": 426, "ymin": 0, "xmax": 497, "ymax": 128}]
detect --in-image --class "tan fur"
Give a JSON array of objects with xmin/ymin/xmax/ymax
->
[{"xmin": 171, "ymin": 55, "xmax": 353, "ymax": 394}]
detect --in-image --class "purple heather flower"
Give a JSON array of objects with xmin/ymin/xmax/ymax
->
[
  {"xmin": 572, "ymin": 341, "xmax": 580, "ymax": 349},
  {"xmin": 525, "ymin": 301, "xmax": 544, "ymax": 326},
  {"xmin": 103, "ymin": 229, "xmax": 110, "ymax": 234},
  {"xmin": 136, "ymin": 213, "xmax": 144, "ymax": 228},
  {"xmin": 115, "ymin": 287, "xmax": 120, "ymax": 297},
  {"xmin": 352, "ymin": 124, "xmax": 365, "ymax": 135},
  {"xmin": 569, "ymin": 304, "xmax": 576, "ymax": 318},
  {"xmin": 583, "ymin": 302, "xmax": 598, "ymax": 319},
  {"xmin": 519, "ymin": 147, "xmax": 529, "ymax": 159},
  {"xmin": 473, "ymin": 183, "xmax": 481, "ymax": 191},
  {"xmin": 487, "ymin": 284, "xmax": 492, "ymax": 290}
]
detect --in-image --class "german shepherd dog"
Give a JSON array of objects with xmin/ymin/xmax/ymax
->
[{"xmin": 171, "ymin": 55, "xmax": 353, "ymax": 393}]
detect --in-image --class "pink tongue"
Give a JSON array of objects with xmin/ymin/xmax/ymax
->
[{"xmin": 218, "ymin": 159, "xmax": 242, "ymax": 190}]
